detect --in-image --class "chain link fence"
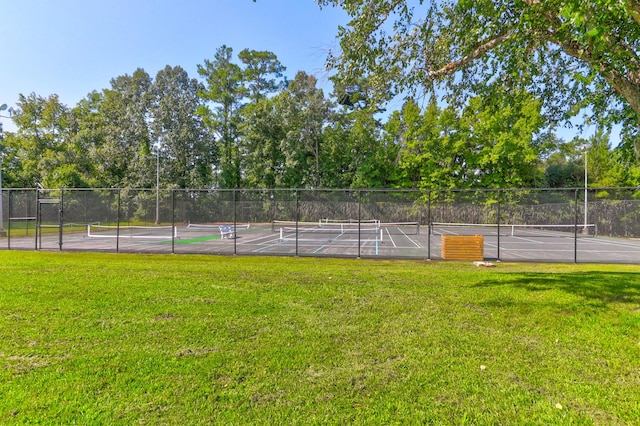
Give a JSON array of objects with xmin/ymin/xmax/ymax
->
[{"xmin": 1, "ymin": 187, "xmax": 640, "ymax": 263}]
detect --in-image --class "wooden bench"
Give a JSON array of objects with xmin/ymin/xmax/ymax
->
[{"xmin": 441, "ymin": 235, "xmax": 484, "ymax": 261}]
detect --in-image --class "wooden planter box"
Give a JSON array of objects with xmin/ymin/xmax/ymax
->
[{"xmin": 441, "ymin": 235, "xmax": 484, "ymax": 261}]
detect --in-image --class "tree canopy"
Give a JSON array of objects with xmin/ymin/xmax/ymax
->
[
  {"xmin": 317, "ymin": 0, "xmax": 640, "ymax": 150},
  {"xmin": 1, "ymin": 37, "xmax": 638, "ymax": 192}
]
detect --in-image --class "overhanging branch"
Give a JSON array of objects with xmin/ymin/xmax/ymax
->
[
  {"xmin": 426, "ymin": 31, "xmax": 516, "ymax": 80},
  {"xmin": 627, "ymin": 0, "xmax": 640, "ymax": 25}
]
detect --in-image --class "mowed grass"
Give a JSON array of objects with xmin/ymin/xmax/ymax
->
[{"xmin": 0, "ymin": 252, "xmax": 639, "ymax": 425}]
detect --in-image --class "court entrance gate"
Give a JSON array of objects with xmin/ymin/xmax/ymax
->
[
  {"xmin": 5, "ymin": 190, "xmax": 62, "ymax": 251},
  {"xmin": 36, "ymin": 193, "xmax": 63, "ymax": 251}
]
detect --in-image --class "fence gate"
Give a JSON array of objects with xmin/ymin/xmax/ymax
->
[{"xmin": 36, "ymin": 193, "xmax": 63, "ymax": 250}]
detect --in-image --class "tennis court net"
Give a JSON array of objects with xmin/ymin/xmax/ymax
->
[
  {"xmin": 186, "ymin": 222, "xmax": 251, "ymax": 231},
  {"xmin": 431, "ymin": 222, "xmax": 597, "ymax": 237},
  {"xmin": 87, "ymin": 224, "xmax": 178, "ymax": 239},
  {"xmin": 272, "ymin": 220, "xmax": 420, "ymax": 235}
]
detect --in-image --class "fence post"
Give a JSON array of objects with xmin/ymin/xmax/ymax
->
[
  {"xmin": 358, "ymin": 190, "xmax": 362, "ymax": 259},
  {"xmin": 116, "ymin": 189, "xmax": 121, "ymax": 253},
  {"xmin": 59, "ymin": 188, "xmax": 64, "ymax": 251},
  {"xmin": 294, "ymin": 190, "xmax": 299, "ymax": 257},
  {"xmin": 497, "ymin": 189, "xmax": 501, "ymax": 261},
  {"xmin": 427, "ymin": 190, "xmax": 431, "ymax": 260},
  {"xmin": 574, "ymin": 189, "xmax": 579, "ymax": 263},
  {"xmin": 35, "ymin": 188, "xmax": 40, "ymax": 251},
  {"xmin": 7, "ymin": 190, "xmax": 11, "ymax": 250},
  {"xmin": 233, "ymin": 189, "xmax": 237, "ymax": 256},
  {"xmin": 171, "ymin": 189, "xmax": 176, "ymax": 254}
]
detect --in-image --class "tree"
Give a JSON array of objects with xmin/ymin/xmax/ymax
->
[
  {"xmin": 238, "ymin": 49, "xmax": 287, "ymax": 103},
  {"xmin": 276, "ymin": 72, "xmax": 332, "ymax": 188},
  {"xmin": 323, "ymin": 107, "xmax": 397, "ymax": 188},
  {"xmin": 317, "ymin": 0, "xmax": 640, "ymax": 142},
  {"xmin": 458, "ymin": 89, "xmax": 545, "ymax": 188},
  {"xmin": 386, "ymin": 90, "xmax": 545, "ymax": 190},
  {"xmin": 383, "ymin": 99, "xmax": 430, "ymax": 189},
  {"xmin": 240, "ymin": 97, "xmax": 287, "ymax": 188},
  {"xmin": 197, "ymin": 45, "xmax": 246, "ymax": 188},
  {"xmin": 4, "ymin": 93, "xmax": 89, "ymax": 187},
  {"xmin": 576, "ymin": 128, "xmax": 634, "ymax": 188},
  {"xmin": 151, "ymin": 65, "xmax": 217, "ymax": 189},
  {"xmin": 92, "ymin": 68, "xmax": 155, "ymax": 188}
]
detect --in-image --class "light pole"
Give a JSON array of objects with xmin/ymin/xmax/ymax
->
[
  {"xmin": 582, "ymin": 144, "xmax": 589, "ymax": 234},
  {"xmin": 0, "ymin": 125, "xmax": 4, "ymax": 237},
  {"xmin": 156, "ymin": 146, "xmax": 160, "ymax": 225},
  {"xmin": 0, "ymin": 103, "xmax": 14, "ymax": 237},
  {"xmin": 155, "ymin": 137, "xmax": 162, "ymax": 225}
]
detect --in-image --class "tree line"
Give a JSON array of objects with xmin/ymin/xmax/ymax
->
[{"xmin": 0, "ymin": 45, "xmax": 638, "ymax": 191}]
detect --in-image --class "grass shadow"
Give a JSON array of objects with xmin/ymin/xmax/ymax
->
[{"xmin": 475, "ymin": 271, "xmax": 640, "ymax": 307}]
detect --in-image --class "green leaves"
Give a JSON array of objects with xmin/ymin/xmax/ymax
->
[
  {"xmin": 387, "ymin": 90, "xmax": 546, "ymax": 190},
  {"xmin": 319, "ymin": 0, "xmax": 640, "ymax": 136}
]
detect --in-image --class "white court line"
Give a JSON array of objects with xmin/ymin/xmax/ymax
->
[
  {"xmin": 577, "ymin": 238, "xmax": 640, "ymax": 249},
  {"xmin": 507, "ymin": 236, "xmax": 545, "ymax": 244},
  {"xmin": 251, "ymin": 239, "xmax": 286, "ymax": 253},
  {"xmin": 484, "ymin": 242, "xmax": 532, "ymax": 259},
  {"xmin": 313, "ymin": 245, "xmax": 326, "ymax": 254},
  {"xmin": 385, "ymin": 229, "xmax": 397, "ymax": 248},
  {"xmin": 393, "ymin": 227, "xmax": 421, "ymax": 248}
]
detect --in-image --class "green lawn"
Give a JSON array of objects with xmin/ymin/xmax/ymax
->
[{"xmin": 0, "ymin": 251, "xmax": 639, "ymax": 425}]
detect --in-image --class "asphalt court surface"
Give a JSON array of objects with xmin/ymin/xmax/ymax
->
[{"xmin": 3, "ymin": 223, "xmax": 640, "ymax": 263}]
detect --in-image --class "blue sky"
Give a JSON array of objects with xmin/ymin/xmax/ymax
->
[
  {"xmin": 0, "ymin": 1, "xmax": 612, "ymax": 144},
  {"xmin": 0, "ymin": 0, "xmax": 348, "ymax": 123}
]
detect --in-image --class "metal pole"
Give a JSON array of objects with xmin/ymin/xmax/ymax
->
[
  {"xmin": 583, "ymin": 147, "xmax": 588, "ymax": 233},
  {"xmin": 116, "ymin": 189, "xmax": 121, "ymax": 253},
  {"xmin": 171, "ymin": 189, "xmax": 176, "ymax": 254},
  {"xmin": 36, "ymin": 190, "xmax": 41, "ymax": 250},
  {"xmin": 58, "ymin": 189, "xmax": 64, "ymax": 251},
  {"xmin": 295, "ymin": 190, "xmax": 299, "ymax": 257},
  {"xmin": 7, "ymin": 190, "xmax": 11, "ymax": 249},
  {"xmin": 427, "ymin": 190, "xmax": 431, "ymax": 260},
  {"xmin": 574, "ymin": 189, "xmax": 579, "ymax": 263},
  {"xmin": 497, "ymin": 189, "xmax": 501, "ymax": 262},
  {"xmin": 0, "ymin": 105, "xmax": 8, "ymax": 237},
  {"xmin": 0, "ymin": 166, "xmax": 4, "ymax": 237},
  {"xmin": 233, "ymin": 189, "xmax": 237, "ymax": 255},
  {"xmin": 0, "ymin": 132, "xmax": 5, "ymax": 237},
  {"xmin": 357, "ymin": 190, "xmax": 362, "ymax": 259},
  {"xmin": 156, "ymin": 150, "xmax": 160, "ymax": 225}
]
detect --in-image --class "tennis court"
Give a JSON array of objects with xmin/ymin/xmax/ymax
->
[
  {"xmin": 6, "ymin": 218, "xmax": 640, "ymax": 263},
  {"xmin": 8, "ymin": 220, "xmax": 426, "ymax": 258},
  {"xmin": 430, "ymin": 222, "xmax": 640, "ymax": 263},
  {"xmin": 3, "ymin": 187, "xmax": 640, "ymax": 263}
]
